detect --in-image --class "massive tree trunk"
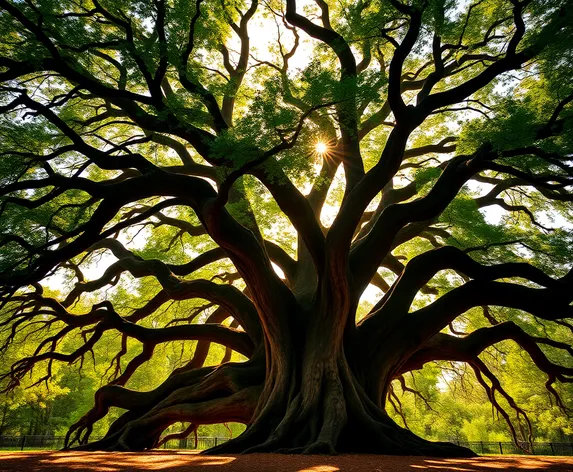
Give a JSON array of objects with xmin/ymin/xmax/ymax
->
[
  {"xmin": 73, "ymin": 357, "xmax": 474, "ymax": 456},
  {"xmin": 69, "ymin": 267, "xmax": 476, "ymax": 457},
  {"xmin": 205, "ymin": 348, "xmax": 471, "ymax": 456}
]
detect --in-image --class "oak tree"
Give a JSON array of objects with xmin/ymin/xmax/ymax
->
[{"xmin": 1, "ymin": 0, "xmax": 573, "ymax": 456}]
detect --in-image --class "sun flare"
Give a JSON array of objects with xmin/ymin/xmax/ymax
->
[{"xmin": 315, "ymin": 141, "xmax": 328, "ymax": 154}]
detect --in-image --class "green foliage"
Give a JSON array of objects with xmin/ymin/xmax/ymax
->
[
  {"xmin": 0, "ymin": 0, "xmax": 572, "ymax": 451},
  {"xmin": 389, "ymin": 351, "xmax": 573, "ymax": 443}
]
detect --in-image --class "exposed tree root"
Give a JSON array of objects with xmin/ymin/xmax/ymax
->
[
  {"xmin": 68, "ymin": 345, "xmax": 475, "ymax": 456},
  {"xmin": 156, "ymin": 423, "xmax": 198, "ymax": 448},
  {"xmin": 202, "ymin": 356, "xmax": 476, "ymax": 457},
  {"xmin": 78, "ymin": 386, "xmax": 261, "ymax": 452},
  {"xmin": 66, "ymin": 359, "xmax": 264, "ymax": 449}
]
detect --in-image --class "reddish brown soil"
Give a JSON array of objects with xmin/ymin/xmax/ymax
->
[{"xmin": 0, "ymin": 451, "xmax": 572, "ymax": 472}]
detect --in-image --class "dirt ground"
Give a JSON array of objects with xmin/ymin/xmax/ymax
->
[{"xmin": 0, "ymin": 451, "xmax": 572, "ymax": 472}]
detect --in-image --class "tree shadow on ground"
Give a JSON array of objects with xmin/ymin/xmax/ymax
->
[{"xmin": 0, "ymin": 451, "xmax": 572, "ymax": 471}]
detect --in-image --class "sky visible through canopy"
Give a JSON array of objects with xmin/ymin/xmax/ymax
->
[{"xmin": 41, "ymin": 0, "xmax": 571, "ymax": 312}]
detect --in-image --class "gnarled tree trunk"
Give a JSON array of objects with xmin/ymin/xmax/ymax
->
[{"xmin": 71, "ymin": 267, "xmax": 476, "ymax": 457}]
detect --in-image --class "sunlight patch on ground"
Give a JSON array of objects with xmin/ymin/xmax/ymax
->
[
  {"xmin": 297, "ymin": 466, "xmax": 340, "ymax": 472},
  {"xmin": 1, "ymin": 452, "xmax": 573, "ymax": 472},
  {"xmin": 411, "ymin": 465, "xmax": 473, "ymax": 471}
]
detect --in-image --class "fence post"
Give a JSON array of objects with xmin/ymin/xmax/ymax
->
[
  {"xmin": 20, "ymin": 436, "xmax": 26, "ymax": 451},
  {"xmin": 480, "ymin": 441, "xmax": 484, "ymax": 454},
  {"xmin": 499, "ymin": 442, "xmax": 503, "ymax": 454},
  {"xmin": 549, "ymin": 442, "xmax": 554, "ymax": 455},
  {"xmin": 214, "ymin": 437, "xmax": 218, "ymax": 447}
]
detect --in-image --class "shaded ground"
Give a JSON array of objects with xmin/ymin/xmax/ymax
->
[{"xmin": 0, "ymin": 451, "xmax": 572, "ymax": 471}]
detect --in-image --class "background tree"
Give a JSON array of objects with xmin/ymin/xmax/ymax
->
[{"xmin": 0, "ymin": 0, "xmax": 572, "ymax": 456}]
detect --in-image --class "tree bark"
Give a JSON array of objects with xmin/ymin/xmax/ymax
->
[{"xmin": 73, "ymin": 295, "xmax": 475, "ymax": 457}]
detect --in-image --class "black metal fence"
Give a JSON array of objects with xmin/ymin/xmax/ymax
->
[
  {"xmin": 0, "ymin": 435, "xmax": 229, "ymax": 451},
  {"xmin": 0, "ymin": 436, "xmax": 67, "ymax": 451},
  {"xmin": 1, "ymin": 435, "xmax": 572, "ymax": 455},
  {"xmin": 159, "ymin": 436, "xmax": 228, "ymax": 450},
  {"xmin": 454, "ymin": 440, "xmax": 573, "ymax": 456}
]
